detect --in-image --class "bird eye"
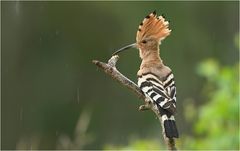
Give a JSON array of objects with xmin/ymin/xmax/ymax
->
[{"xmin": 141, "ymin": 40, "xmax": 147, "ymax": 44}]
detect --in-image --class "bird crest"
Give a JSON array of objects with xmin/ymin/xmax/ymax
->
[{"xmin": 136, "ymin": 11, "xmax": 171, "ymax": 44}]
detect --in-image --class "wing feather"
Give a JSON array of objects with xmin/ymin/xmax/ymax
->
[{"xmin": 138, "ymin": 73, "xmax": 177, "ymax": 114}]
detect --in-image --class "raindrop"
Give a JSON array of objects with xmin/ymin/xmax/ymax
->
[
  {"xmin": 77, "ymin": 88, "xmax": 80, "ymax": 104},
  {"xmin": 55, "ymin": 30, "xmax": 59, "ymax": 35},
  {"xmin": 20, "ymin": 107, "xmax": 23, "ymax": 120},
  {"xmin": 15, "ymin": 1, "xmax": 20, "ymax": 16}
]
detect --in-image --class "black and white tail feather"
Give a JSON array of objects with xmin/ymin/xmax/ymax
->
[{"xmin": 138, "ymin": 72, "xmax": 179, "ymax": 138}]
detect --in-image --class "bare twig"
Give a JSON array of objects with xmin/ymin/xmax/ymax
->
[{"xmin": 92, "ymin": 55, "xmax": 177, "ymax": 150}]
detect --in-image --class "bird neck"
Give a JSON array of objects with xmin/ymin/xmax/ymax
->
[{"xmin": 140, "ymin": 48, "xmax": 163, "ymax": 69}]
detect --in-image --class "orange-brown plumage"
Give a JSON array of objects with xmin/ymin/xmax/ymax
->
[
  {"xmin": 136, "ymin": 11, "xmax": 172, "ymax": 81},
  {"xmin": 136, "ymin": 11, "xmax": 171, "ymax": 44}
]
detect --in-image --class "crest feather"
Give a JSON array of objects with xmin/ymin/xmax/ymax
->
[{"xmin": 136, "ymin": 11, "xmax": 171, "ymax": 43}]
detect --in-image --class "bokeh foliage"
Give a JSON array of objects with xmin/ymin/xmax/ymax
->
[{"xmin": 181, "ymin": 58, "xmax": 239, "ymax": 150}]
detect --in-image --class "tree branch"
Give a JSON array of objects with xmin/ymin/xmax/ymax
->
[{"xmin": 92, "ymin": 55, "xmax": 177, "ymax": 150}]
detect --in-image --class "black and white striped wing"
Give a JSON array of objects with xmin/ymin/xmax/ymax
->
[
  {"xmin": 163, "ymin": 73, "xmax": 177, "ymax": 109},
  {"xmin": 138, "ymin": 73, "xmax": 177, "ymax": 114}
]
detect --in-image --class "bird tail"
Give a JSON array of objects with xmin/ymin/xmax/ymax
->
[{"xmin": 159, "ymin": 108, "xmax": 179, "ymax": 138}]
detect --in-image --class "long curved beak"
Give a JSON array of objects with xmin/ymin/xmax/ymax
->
[{"xmin": 112, "ymin": 43, "xmax": 137, "ymax": 56}]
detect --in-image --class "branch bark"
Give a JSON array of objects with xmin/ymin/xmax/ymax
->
[{"xmin": 92, "ymin": 55, "xmax": 177, "ymax": 150}]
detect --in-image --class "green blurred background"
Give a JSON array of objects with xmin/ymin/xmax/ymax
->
[{"xmin": 1, "ymin": 1, "xmax": 239, "ymax": 150}]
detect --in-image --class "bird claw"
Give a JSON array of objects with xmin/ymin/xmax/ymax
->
[
  {"xmin": 138, "ymin": 104, "xmax": 150, "ymax": 111},
  {"xmin": 138, "ymin": 98, "xmax": 153, "ymax": 111}
]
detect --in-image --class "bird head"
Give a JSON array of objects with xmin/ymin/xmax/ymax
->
[{"xmin": 112, "ymin": 11, "xmax": 171, "ymax": 59}]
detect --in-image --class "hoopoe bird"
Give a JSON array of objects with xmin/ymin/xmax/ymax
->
[{"xmin": 112, "ymin": 11, "xmax": 179, "ymax": 139}]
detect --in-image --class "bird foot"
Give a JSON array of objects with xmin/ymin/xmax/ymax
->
[
  {"xmin": 138, "ymin": 98, "xmax": 153, "ymax": 111},
  {"xmin": 138, "ymin": 104, "xmax": 151, "ymax": 111}
]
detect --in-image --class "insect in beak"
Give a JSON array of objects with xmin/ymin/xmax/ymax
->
[{"xmin": 112, "ymin": 43, "xmax": 137, "ymax": 56}]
